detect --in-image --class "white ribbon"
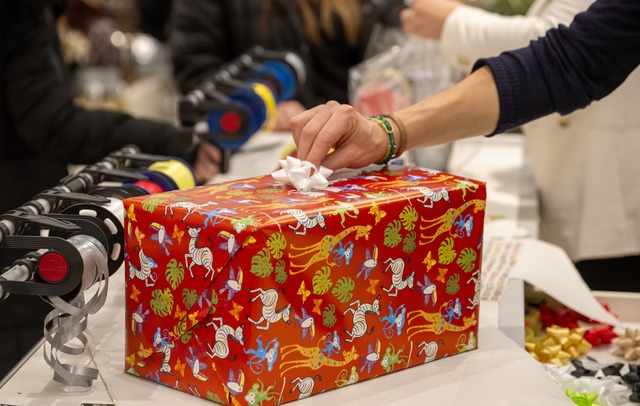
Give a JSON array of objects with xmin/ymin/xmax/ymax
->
[
  {"xmin": 544, "ymin": 364, "xmax": 632, "ymax": 406},
  {"xmin": 271, "ymin": 156, "xmax": 333, "ymax": 192}
]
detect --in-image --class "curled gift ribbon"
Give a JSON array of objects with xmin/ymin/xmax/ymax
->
[
  {"xmin": 612, "ymin": 328, "xmax": 640, "ymax": 362},
  {"xmin": 43, "ymin": 235, "xmax": 110, "ymax": 387},
  {"xmin": 526, "ymin": 325, "xmax": 592, "ymax": 366},
  {"xmin": 271, "ymin": 156, "xmax": 333, "ymax": 192}
]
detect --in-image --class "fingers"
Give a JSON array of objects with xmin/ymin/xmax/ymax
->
[
  {"xmin": 290, "ymin": 102, "xmax": 334, "ymax": 146},
  {"xmin": 193, "ymin": 161, "xmax": 218, "ymax": 184},
  {"xmin": 193, "ymin": 142, "xmax": 222, "ymax": 184},
  {"xmin": 200, "ymin": 141, "xmax": 222, "ymax": 165},
  {"xmin": 293, "ymin": 102, "xmax": 366, "ymax": 170},
  {"xmin": 273, "ymin": 113, "xmax": 290, "ymax": 132},
  {"xmin": 319, "ymin": 144, "xmax": 362, "ymax": 171},
  {"xmin": 290, "ymin": 101, "xmax": 338, "ymax": 165},
  {"xmin": 296, "ymin": 101, "xmax": 343, "ymax": 163},
  {"xmin": 404, "ymin": 0, "xmax": 459, "ymax": 39},
  {"xmin": 290, "ymin": 100, "xmax": 389, "ymax": 171},
  {"xmin": 319, "ymin": 116, "xmax": 388, "ymax": 170},
  {"xmin": 274, "ymin": 101, "xmax": 306, "ymax": 131}
]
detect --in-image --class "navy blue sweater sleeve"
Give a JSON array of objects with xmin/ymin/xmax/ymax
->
[{"xmin": 473, "ymin": 0, "xmax": 640, "ymax": 135}]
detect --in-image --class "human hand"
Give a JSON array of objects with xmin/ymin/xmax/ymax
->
[
  {"xmin": 192, "ymin": 141, "xmax": 222, "ymax": 184},
  {"xmin": 274, "ymin": 100, "xmax": 306, "ymax": 131},
  {"xmin": 401, "ymin": 0, "xmax": 461, "ymax": 40},
  {"xmin": 290, "ymin": 101, "xmax": 390, "ymax": 171}
]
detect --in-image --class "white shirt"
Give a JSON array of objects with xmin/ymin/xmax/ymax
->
[{"xmin": 440, "ymin": 0, "xmax": 640, "ymax": 261}]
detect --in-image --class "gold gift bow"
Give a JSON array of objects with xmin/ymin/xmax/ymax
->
[{"xmin": 525, "ymin": 325, "xmax": 592, "ymax": 367}]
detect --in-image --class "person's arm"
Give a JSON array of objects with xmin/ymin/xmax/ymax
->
[
  {"xmin": 436, "ymin": 0, "xmax": 594, "ymax": 70},
  {"xmin": 291, "ymin": 66, "xmax": 499, "ymax": 170},
  {"xmin": 292, "ymin": 0, "xmax": 640, "ymax": 171},
  {"xmin": 479, "ymin": 0, "xmax": 640, "ymax": 134}
]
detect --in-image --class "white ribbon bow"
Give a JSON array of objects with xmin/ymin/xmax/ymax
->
[{"xmin": 271, "ymin": 156, "xmax": 333, "ymax": 192}]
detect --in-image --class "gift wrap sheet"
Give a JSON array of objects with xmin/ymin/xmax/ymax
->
[{"xmin": 123, "ymin": 165, "xmax": 487, "ymax": 405}]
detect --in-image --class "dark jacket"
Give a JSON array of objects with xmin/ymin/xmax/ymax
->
[
  {"xmin": 0, "ymin": 0, "xmax": 197, "ymax": 213},
  {"xmin": 475, "ymin": 0, "xmax": 640, "ymax": 135},
  {"xmin": 169, "ymin": 0, "xmax": 404, "ymax": 107}
]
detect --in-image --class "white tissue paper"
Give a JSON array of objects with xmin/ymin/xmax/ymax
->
[{"xmin": 271, "ymin": 156, "xmax": 333, "ymax": 192}]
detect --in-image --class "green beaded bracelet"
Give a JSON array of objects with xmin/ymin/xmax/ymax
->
[{"xmin": 368, "ymin": 115, "xmax": 397, "ymax": 165}]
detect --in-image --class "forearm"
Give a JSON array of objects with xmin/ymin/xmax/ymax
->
[
  {"xmin": 13, "ymin": 100, "xmax": 194, "ymax": 164},
  {"xmin": 474, "ymin": 0, "xmax": 640, "ymax": 134},
  {"xmin": 440, "ymin": 0, "xmax": 592, "ymax": 70},
  {"xmin": 395, "ymin": 66, "xmax": 499, "ymax": 149}
]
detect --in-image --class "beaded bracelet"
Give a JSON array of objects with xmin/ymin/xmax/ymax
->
[
  {"xmin": 381, "ymin": 114, "xmax": 407, "ymax": 158},
  {"xmin": 367, "ymin": 115, "xmax": 396, "ymax": 165}
]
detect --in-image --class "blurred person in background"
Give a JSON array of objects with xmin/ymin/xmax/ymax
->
[
  {"xmin": 169, "ymin": 0, "xmax": 405, "ymax": 131},
  {"xmin": 0, "ymin": 0, "xmax": 221, "ymax": 379},
  {"xmin": 0, "ymin": 0, "xmax": 223, "ymax": 214},
  {"xmin": 399, "ymin": 0, "xmax": 640, "ymax": 292}
]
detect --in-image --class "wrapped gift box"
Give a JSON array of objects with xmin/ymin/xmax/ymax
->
[{"xmin": 123, "ymin": 165, "xmax": 486, "ymax": 405}]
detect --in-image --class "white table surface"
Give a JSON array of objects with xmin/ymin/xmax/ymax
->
[{"xmin": 0, "ymin": 132, "xmax": 576, "ymax": 405}]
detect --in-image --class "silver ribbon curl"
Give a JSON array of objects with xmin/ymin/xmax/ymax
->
[{"xmin": 42, "ymin": 234, "xmax": 109, "ymax": 387}]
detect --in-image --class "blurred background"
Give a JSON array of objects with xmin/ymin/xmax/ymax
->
[
  {"xmin": 61, "ymin": 0, "xmax": 533, "ymax": 127},
  {"xmin": 59, "ymin": 0, "xmax": 179, "ymax": 124},
  {"xmin": 1, "ymin": 0, "xmax": 534, "ymax": 381}
]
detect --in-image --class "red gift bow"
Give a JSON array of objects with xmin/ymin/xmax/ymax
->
[
  {"xmin": 583, "ymin": 325, "xmax": 618, "ymax": 346},
  {"xmin": 537, "ymin": 305, "xmax": 618, "ymax": 347}
]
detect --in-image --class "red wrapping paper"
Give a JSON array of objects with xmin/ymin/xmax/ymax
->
[{"xmin": 123, "ymin": 166, "xmax": 486, "ymax": 405}]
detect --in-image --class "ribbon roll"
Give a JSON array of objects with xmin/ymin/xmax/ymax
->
[
  {"xmin": 228, "ymin": 87, "xmax": 267, "ymax": 141},
  {"xmin": 101, "ymin": 197, "xmax": 125, "ymax": 228},
  {"xmin": 61, "ymin": 202, "xmax": 124, "ymax": 275},
  {"xmin": 133, "ymin": 179, "xmax": 164, "ymax": 195},
  {"xmin": 251, "ymin": 82, "xmax": 277, "ymax": 132},
  {"xmin": 254, "ymin": 60, "xmax": 297, "ymax": 101},
  {"xmin": 148, "ymin": 158, "xmax": 196, "ymax": 191},
  {"xmin": 133, "ymin": 170, "xmax": 175, "ymax": 192},
  {"xmin": 267, "ymin": 60, "xmax": 297, "ymax": 100}
]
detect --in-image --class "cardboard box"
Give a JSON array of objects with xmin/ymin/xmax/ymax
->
[
  {"xmin": 123, "ymin": 165, "xmax": 486, "ymax": 405},
  {"xmin": 480, "ymin": 238, "xmax": 621, "ymax": 347}
]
